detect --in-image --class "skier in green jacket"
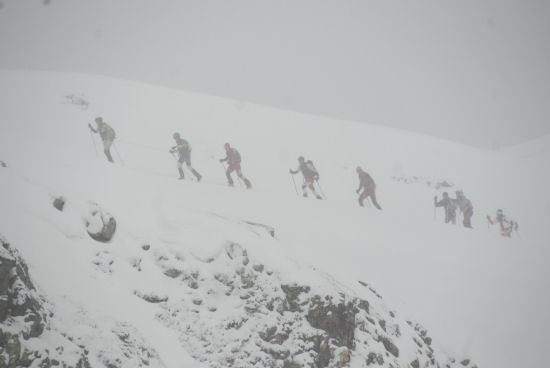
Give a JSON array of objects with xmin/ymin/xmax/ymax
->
[{"xmin": 88, "ymin": 117, "xmax": 116, "ymax": 162}]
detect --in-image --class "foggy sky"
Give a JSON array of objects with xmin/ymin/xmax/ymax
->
[{"xmin": 0, "ymin": 0, "xmax": 549, "ymax": 148}]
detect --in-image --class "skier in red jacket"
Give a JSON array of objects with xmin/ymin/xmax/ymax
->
[{"xmin": 219, "ymin": 143, "xmax": 252, "ymax": 189}]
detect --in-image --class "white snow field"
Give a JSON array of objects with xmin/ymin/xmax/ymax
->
[{"xmin": 0, "ymin": 70, "xmax": 549, "ymax": 368}]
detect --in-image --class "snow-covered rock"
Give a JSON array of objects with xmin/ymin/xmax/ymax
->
[{"xmin": 84, "ymin": 203, "xmax": 117, "ymax": 243}]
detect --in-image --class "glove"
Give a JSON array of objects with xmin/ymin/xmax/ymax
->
[
  {"xmin": 356, "ymin": 189, "xmax": 360, "ymax": 194},
  {"xmin": 219, "ymin": 159, "xmax": 223, "ymax": 163},
  {"xmin": 314, "ymin": 174, "xmax": 319, "ymax": 181},
  {"xmin": 88, "ymin": 123, "xmax": 94, "ymax": 131}
]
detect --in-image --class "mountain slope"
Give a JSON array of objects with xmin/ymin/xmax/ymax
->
[{"xmin": 0, "ymin": 70, "xmax": 548, "ymax": 368}]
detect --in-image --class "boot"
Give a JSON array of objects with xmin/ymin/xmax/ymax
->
[
  {"xmin": 192, "ymin": 169, "xmax": 202, "ymax": 182},
  {"xmin": 104, "ymin": 150, "xmax": 114, "ymax": 163},
  {"xmin": 244, "ymin": 178, "xmax": 252, "ymax": 189},
  {"xmin": 178, "ymin": 168, "xmax": 185, "ymax": 179}
]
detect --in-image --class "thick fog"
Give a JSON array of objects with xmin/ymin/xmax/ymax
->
[{"xmin": 0, "ymin": 0, "xmax": 548, "ymax": 148}]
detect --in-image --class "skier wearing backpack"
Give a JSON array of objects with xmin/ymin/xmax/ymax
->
[
  {"xmin": 88, "ymin": 117, "xmax": 116, "ymax": 162},
  {"xmin": 487, "ymin": 209, "xmax": 518, "ymax": 237},
  {"xmin": 169, "ymin": 132, "xmax": 202, "ymax": 181},
  {"xmin": 355, "ymin": 166, "xmax": 382, "ymax": 210},
  {"xmin": 219, "ymin": 142, "xmax": 252, "ymax": 189},
  {"xmin": 455, "ymin": 190, "xmax": 473, "ymax": 228},
  {"xmin": 289, "ymin": 156, "xmax": 322, "ymax": 199},
  {"xmin": 434, "ymin": 192, "xmax": 457, "ymax": 224}
]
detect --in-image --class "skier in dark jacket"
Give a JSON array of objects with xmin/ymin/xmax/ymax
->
[
  {"xmin": 219, "ymin": 142, "xmax": 252, "ymax": 189},
  {"xmin": 355, "ymin": 166, "xmax": 382, "ymax": 209},
  {"xmin": 88, "ymin": 117, "xmax": 116, "ymax": 162},
  {"xmin": 289, "ymin": 156, "xmax": 322, "ymax": 199},
  {"xmin": 455, "ymin": 190, "xmax": 473, "ymax": 228},
  {"xmin": 169, "ymin": 132, "xmax": 202, "ymax": 181},
  {"xmin": 434, "ymin": 192, "xmax": 457, "ymax": 224},
  {"xmin": 487, "ymin": 209, "xmax": 518, "ymax": 237}
]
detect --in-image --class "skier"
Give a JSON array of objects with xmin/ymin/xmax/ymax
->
[
  {"xmin": 219, "ymin": 142, "xmax": 252, "ymax": 189},
  {"xmin": 169, "ymin": 132, "xmax": 202, "ymax": 181},
  {"xmin": 434, "ymin": 192, "xmax": 457, "ymax": 224},
  {"xmin": 455, "ymin": 190, "xmax": 473, "ymax": 228},
  {"xmin": 289, "ymin": 156, "xmax": 322, "ymax": 199},
  {"xmin": 355, "ymin": 166, "xmax": 382, "ymax": 210},
  {"xmin": 487, "ymin": 209, "xmax": 518, "ymax": 237},
  {"xmin": 88, "ymin": 117, "xmax": 116, "ymax": 163}
]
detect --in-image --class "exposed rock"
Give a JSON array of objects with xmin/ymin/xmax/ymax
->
[
  {"xmin": 281, "ymin": 284, "xmax": 310, "ymax": 312},
  {"xmin": 252, "ymin": 264, "xmax": 264, "ymax": 273},
  {"xmin": 0, "ymin": 235, "xmax": 45, "ymax": 339},
  {"xmin": 379, "ymin": 336, "xmax": 399, "ymax": 357},
  {"xmin": 336, "ymin": 347, "xmax": 351, "ymax": 367},
  {"xmin": 0, "ymin": 160, "xmax": 6, "ymax": 168},
  {"xmin": 163, "ymin": 268, "xmax": 182, "ymax": 278},
  {"xmin": 84, "ymin": 203, "xmax": 117, "ymax": 243},
  {"xmin": 141, "ymin": 244, "xmax": 150, "ymax": 251},
  {"xmin": 259, "ymin": 326, "xmax": 289, "ymax": 345},
  {"xmin": 411, "ymin": 358, "xmax": 420, "ymax": 368},
  {"xmin": 461, "ymin": 359, "xmax": 471, "ymax": 366},
  {"xmin": 134, "ymin": 291, "xmax": 168, "ymax": 304},
  {"xmin": 307, "ymin": 296, "xmax": 357, "ymax": 349},
  {"xmin": 52, "ymin": 196, "xmax": 66, "ymax": 211},
  {"xmin": 379, "ymin": 319, "xmax": 386, "ymax": 332},
  {"xmin": 357, "ymin": 299, "xmax": 370, "ymax": 314}
]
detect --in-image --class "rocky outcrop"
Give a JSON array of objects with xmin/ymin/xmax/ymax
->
[
  {"xmin": 52, "ymin": 196, "xmax": 66, "ymax": 211},
  {"xmin": 84, "ymin": 203, "xmax": 117, "ymax": 243},
  {"xmin": 0, "ymin": 235, "xmax": 165, "ymax": 368},
  {"xmin": 0, "ymin": 235, "xmax": 45, "ymax": 339},
  {"xmin": 152, "ymin": 241, "xmax": 478, "ymax": 368}
]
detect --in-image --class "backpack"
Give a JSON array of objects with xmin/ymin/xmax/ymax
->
[
  {"xmin": 181, "ymin": 140, "xmax": 191, "ymax": 153},
  {"xmin": 305, "ymin": 160, "xmax": 318, "ymax": 178},
  {"xmin": 360, "ymin": 172, "xmax": 375, "ymax": 188},
  {"xmin": 232, "ymin": 148, "xmax": 241, "ymax": 164}
]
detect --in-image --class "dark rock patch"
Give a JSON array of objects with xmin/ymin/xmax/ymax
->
[
  {"xmin": 84, "ymin": 204, "xmax": 117, "ymax": 243},
  {"xmin": 52, "ymin": 196, "xmax": 66, "ymax": 211},
  {"xmin": 307, "ymin": 296, "xmax": 357, "ymax": 349}
]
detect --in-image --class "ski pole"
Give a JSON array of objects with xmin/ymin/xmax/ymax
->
[
  {"xmin": 236, "ymin": 174, "xmax": 245, "ymax": 188},
  {"xmin": 316, "ymin": 180, "xmax": 326, "ymax": 199},
  {"xmin": 89, "ymin": 129, "xmax": 98, "ymax": 156},
  {"xmin": 290, "ymin": 173, "xmax": 298, "ymax": 196},
  {"xmin": 113, "ymin": 142, "xmax": 125, "ymax": 165},
  {"xmin": 220, "ymin": 162, "xmax": 234, "ymax": 186}
]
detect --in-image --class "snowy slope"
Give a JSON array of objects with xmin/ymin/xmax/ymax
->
[{"xmin": 0, "ymin": 70, "xmax": 549, "ymax": 368}]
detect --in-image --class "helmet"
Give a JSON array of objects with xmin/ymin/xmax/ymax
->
[
  {"xmin": 356, "ymin": 166, "xmax": 362, "ymax": 173},
  {"xmin": 224, "ymin": 142, "xmax": 231, "ymax": 149},
  {"xmin": 173, "ymin": 132, "xmax": 180, "ymax": 139},
  {"xmin": 496, "ymin": 209, "xmax": 503, "ymax": 216},
  {"xmin": 94, "ymin": 117, "xmax": 103, "ymax": 123},
  {"xmin": 298, "ymin": 156, "xmax": 305, "ymax": 162}
]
